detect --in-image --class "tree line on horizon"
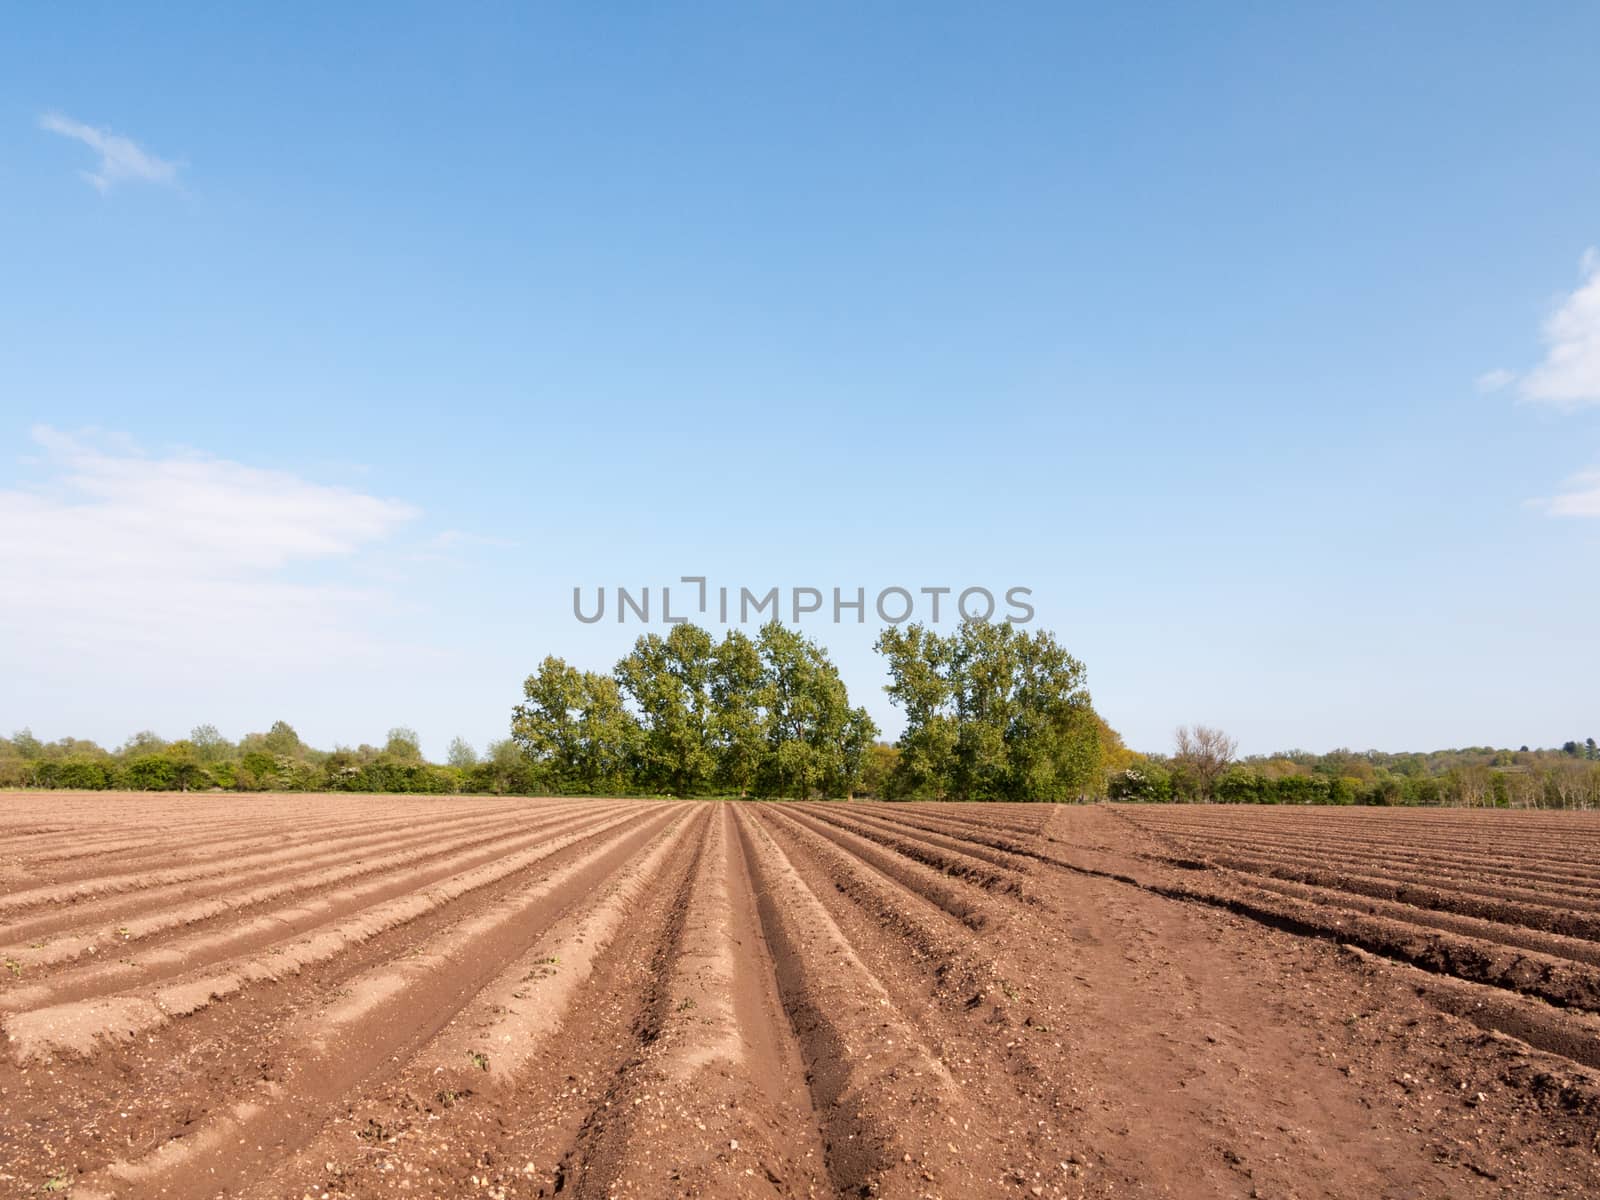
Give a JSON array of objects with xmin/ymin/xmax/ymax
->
[
  {"xmin": 0, "ymin": 720, "xmax": 509, "ymax": 796},
  {"xmin": 3, "ymin": 619, "xmax": 1597, "ymax": 806},
  {"xmin": 510, "ymin": 620, "xmax": 1114, "ymax": 800},
  {"xmin": 0, "ymin": 620, "xmax": 1118, "ymax": 801},
  {"xmin": 511, "ymin": 622, "xmax": 877, "ymax": 799},
  {"xmin": 1114, "ymin": 727, "xmax": 1600, "ymax": 808}
]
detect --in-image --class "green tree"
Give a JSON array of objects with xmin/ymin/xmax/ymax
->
[
  {"xmin": 446, "ymin": 737, "xmax": 479, "ymax": 769},
  {"xmin": 163, "ymin": 740, "xmax": 207, "ymax": 791},
  {"xmin": 487, "ymin": 738, "xmax": 525, "ymax": 769},
  {"xmin": 710, "ymin": 629, "xmax": 765, "ymax": 795},
  {"xmin": 616, "ymin": 624, "xmax": 717, "ymax": 794},
  {"xmin": 1003, "ymin": 626, "xmax": 1101, "ymax": 800},
  {"xmin": 569, "ymin": 673, "xmax": 638, "ymax": 792},
  {"xmin": 189, "ymin": 724, "xmax": 230, "ymax": 763},
  {"xmin": 512, "ymin": 657, "xmax": 586, "ymax": 784},
  {"xmin": 755, "ymin": 622, "xmax": 876, "ymax": 799},
  {"xmin": 948, "ymin": 619, "xmax": 1019, "ymax": 799},
  {"xmin": 877, "ymin": 621, "xmax": 1100, "ymax": 801},
  {"xmin": 875, "ymin": 623, "xmax": 960, "ymax": 798},
  {"xmin": 385, "ymin": 727, "xmax": 423, "ymax": 762},
  {"xmin": 858, "ymin": 742, "xmax": 901, "ymax": 799},
  {"xmin": 121, "ymin": 754, "xmax": 178, "ymax": 790},
  {"xmin": 511, "ymin": 657, "xmax": 639, "ymax": 792},
  {"xmin": 262, "ymin": 720, "xmax": 302, "ymax": 757},
  {"xmin": 1172, "ymin": 725, "xmax": 1239, "ymax": 803},
  {"xmin": 120, "ymin": 730, "xmax": 167, "ymax": 756},
  {"xmin": 234, "ymin": 750, "xmax": 280, "ymax": 791}
]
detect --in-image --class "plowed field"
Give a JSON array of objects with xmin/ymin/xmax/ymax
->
[{"xmin": 3, "ymin": 795, "xmax": 1599, "ymax": 1198}]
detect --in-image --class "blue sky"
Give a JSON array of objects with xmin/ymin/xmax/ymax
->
[{"xmin": 3, "ymin": 3, "xmax": 1598, "ymax": 759}]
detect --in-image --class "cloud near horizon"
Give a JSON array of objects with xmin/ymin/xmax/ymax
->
[
  {"xmin": 38, "ymin": 112, "xmax": 179, "ymax": 192},
  {"xmin": 1487, "ymin": 251, "xmax": 1600, "ymax": 518},
  {"xmin": 1518, "ymin": 249, "xmax": 1600, "ymax": 409},
  {"xmin": 1474, "ymin": 368, "xmax": 1514, "ymax": 393},
  {"xmin": 0, "ymin": 429, "xmax": 420, "ymax": 671},
  {"xmin": 1535, "ymin": 468, "xmax": 1600, "ymax": 519}
]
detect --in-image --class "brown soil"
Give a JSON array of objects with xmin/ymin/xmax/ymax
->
[{"xmin": 2, "ymin": 792, "xmax": 1598, "ymax": 1199}]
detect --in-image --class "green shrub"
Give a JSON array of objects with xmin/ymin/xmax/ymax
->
[
  {"xmin": 1215, "ymin": 768, "xmax": 1263, "ymax": 804},
  {"xmin": 38, "ymin": 758, "xmax": 114, "ymax": 789},
  {"xmin": 1107, "ymin": 760, "xmax": 1173, "ymax": 802},
  {"xmin": 1327, "ymin": 777, "xmax": 1362, "ymax": 806},
  {"xmin": 119, "ymin": 755, "xmax": 178, "ymax": 791},
  {"xmin": 233, "ymin": 751, "xmax": 279, "ymax": 791},
  {"xmin": 1271, "ymin": 774, "xmax": 1331, "ymax": 805},
  {"xmin": 0, "ymin": 756, "xmax": 29, "ymax": 788}
]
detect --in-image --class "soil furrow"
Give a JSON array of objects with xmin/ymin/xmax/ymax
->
[
  {"xmin": 0, "ymin": 803, "xmax": 595, "ymax": 972},
  {"xmin": 3, "ymin": 805, "xmax": 656, "ymax": 1061},
  {"xmin": 0, "ymin": 804, "xmax": 554, "ymax": 919},
  {"xmin": 796, "ymin": 802, "xmax": 1034, "ymax": 872},
  {"xmin": 6, "ymin": 793, "xmax": 1600, "ymax": 1200},
  {"xmin": 732, "ymin": 805, "xmax": 1004, "ymax": 1198},
  {"xmin": 562, "ymin": 804, "xmax": 831, "ymax": 1198},
  {"xmin": 1139, "ymin": 826, "xmax": 1600, "ymax": 900},
  {"xmin": 764, "ymin": 806, "xmax": 993, "ymax": 929},
  {"xmin": 66, "ymin": 805, "xmax": 688, "ymax": 1200},
  {"xmin": 787, "ymin": 802, "xmax": 1028, "ymax": 890}
]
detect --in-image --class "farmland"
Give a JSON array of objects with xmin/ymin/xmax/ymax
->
[{"xmin": 3, "ymin": 795, "xmax": 1600, "ymax": 1198}]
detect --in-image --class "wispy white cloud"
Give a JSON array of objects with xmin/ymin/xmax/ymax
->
[
  {"xmin": 1475, "ymin": 368, "xmax": 1514, "ymax": 393},
  {"xmin": 1534, "ymin": 468, "xmax": 1600, "ymax": 518},
  {"xmin": 38, "ymin": 112, "xmax": 179, "ymax": 192},
  {"xmin": 1519, "ymin": 249, "xmax": 1600, "ymax": 409},
  {"xmin": 0, "ymin": 428, "xmax": 419, "ymax": 669},
  {"xmin": 1487, "ymin": 252, "xmax": 1600, "ymax": 518}
]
